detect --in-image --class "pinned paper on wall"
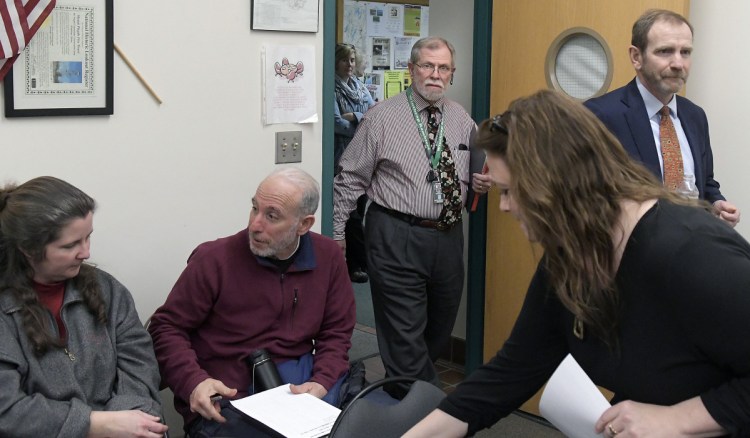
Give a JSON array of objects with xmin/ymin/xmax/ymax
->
[
  {"xmin": 342, "ymin": 1, "xmax": 429, "ymax": 102},
  {"xmin": 262, "ymin": 45, "xmax": 318, "ymax": 124}
]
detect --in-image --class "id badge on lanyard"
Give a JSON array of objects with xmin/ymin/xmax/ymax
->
[
  {"xmin": 427, "ymin": 169, "xmax": 444, "ymax": 204},
  {"xmin": 407, "ymin": 88, "xmax": 446, "ymax": 205}
]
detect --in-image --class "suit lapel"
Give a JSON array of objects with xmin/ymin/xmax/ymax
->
[{"xmin": 622, "ymin": 81, "xmax": 663, "ymax": 180}]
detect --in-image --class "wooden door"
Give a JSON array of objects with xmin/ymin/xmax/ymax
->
[{"xmin": 484, "ymin": 0, "xmax": 689, "ymax": 415}]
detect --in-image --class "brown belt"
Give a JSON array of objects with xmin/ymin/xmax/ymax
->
[{"xmin": 369, "ymin": 203, "xmax": 457, "ymax": 231}]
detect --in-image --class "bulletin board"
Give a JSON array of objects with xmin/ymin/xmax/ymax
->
[{"xmin": 337, "ymin": 0, "xmax": 429, "ymax": 101}]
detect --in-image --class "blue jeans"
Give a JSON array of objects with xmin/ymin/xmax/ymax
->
[{"xmin": 188, "ymin": 353, "xmax": 347, "ymax": 438}]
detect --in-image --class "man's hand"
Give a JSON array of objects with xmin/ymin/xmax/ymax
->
[
  {"xmin": 290, "ymin": 381, "xmax": 328, "ymax": 399},
  {"xmin": 189, "ymin": 378, "xmax": 238, "ymax": 423},
  {"xmin": 472, "ymin": 172, "xmax": 492, "ymax": 194},
  {"xmin": 713, "ymin": 200, "xmax": 740, "ymax": 227},
  {"xmin": 335, "ymin": 239, "xmax": 346, "ymax": 255}
]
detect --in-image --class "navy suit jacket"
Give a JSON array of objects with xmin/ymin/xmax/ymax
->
[{"xmin": 585, "ymin": 79, "xmax": 724, "ymax": 203}]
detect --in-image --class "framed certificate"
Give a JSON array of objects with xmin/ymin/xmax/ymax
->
[
  {"xmin": 251, "ymin": 0, "xmax": 320, "ymax": 33},
  {"xmin": 3, "ymin": 0, "xmax": 114, "ymax": 117}
]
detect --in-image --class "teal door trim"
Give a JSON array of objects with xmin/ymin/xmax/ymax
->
[
  {"xmin": 466, "ymin": 0, "xmax": 492, "ymax": 375},
  {"xmin": 321, "ymin": 0, "xmax": 336, "ymax": 237}
]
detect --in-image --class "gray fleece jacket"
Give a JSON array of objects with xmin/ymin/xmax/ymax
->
[{"xmin": 0, "ymin": 268, "xmax": 162, "ymax": 438}]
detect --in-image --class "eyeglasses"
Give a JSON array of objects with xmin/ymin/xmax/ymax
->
[
  {"xmin": 489, "ymin": 111, "xmax": 511, "ymax": 135},
  {"xmin": 415, "ymin": 63, "xmax": 454, "ymax": 75}
]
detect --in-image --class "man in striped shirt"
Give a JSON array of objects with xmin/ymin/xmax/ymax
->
[{"xmin": 333, "ymin": 36, "xmax": 491, "ymax": 399}]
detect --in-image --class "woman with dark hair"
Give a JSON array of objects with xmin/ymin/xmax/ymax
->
[
  {"xmin": 334, "ymin": 42, "xmax": 376, "ymax": 283},
  {"xmin": 0, "ymin": 176, "xmax": 166, "ymax": 437},
  {"xmin": 405, "ymin": 90, "xmax": 750, "ymax": 437}
]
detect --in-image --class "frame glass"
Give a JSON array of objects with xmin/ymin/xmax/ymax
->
[
  {"xmin": 251, "ymin": 0, "xmax": 320, "ymax": 33},
  {"xmin": 3, "ymin": 0, "xmax": 114, "ymax": 117}
]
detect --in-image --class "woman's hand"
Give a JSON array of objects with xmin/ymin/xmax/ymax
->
[
  {"xmin": 342, "ymin": 112, "xmax": 356, "ymax": 122},
  {"xmin": 402, "ymin": 409, "xmax": 468, "ymax": 438},
  {"xmin": 88, "ymin": 410, "xmax": 168, "ymax": 438},
  {"xmin": 595, "ymin": 397, "xmax": 725, "ymax": 437}
]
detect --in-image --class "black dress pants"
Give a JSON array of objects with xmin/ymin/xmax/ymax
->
[{"xmin": 364, "ymin": 205, "xmax": 464, "ymax": 399}]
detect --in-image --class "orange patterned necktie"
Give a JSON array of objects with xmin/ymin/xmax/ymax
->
[{"xmin": 659, "ymin": 106, "xmax": 684, "ymax": 191}]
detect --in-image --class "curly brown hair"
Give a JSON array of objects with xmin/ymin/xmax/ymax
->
[{"xmin": 475, "ymin": 90, "xmax": 700, "ymax": 345}]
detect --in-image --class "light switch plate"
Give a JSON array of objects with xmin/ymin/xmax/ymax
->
[{"xmin": 275, "ymin": 131, "xmax": 302, "ymax": 164}]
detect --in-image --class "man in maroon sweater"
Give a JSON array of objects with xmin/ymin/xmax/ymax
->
[{"xmin": 148, "ymin": 168, "xmax": 356, "ymax": 437}]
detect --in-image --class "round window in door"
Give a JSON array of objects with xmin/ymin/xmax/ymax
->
[{"xmin": 545, "ymin": 27, "xmax": 613, "ymax": 100}]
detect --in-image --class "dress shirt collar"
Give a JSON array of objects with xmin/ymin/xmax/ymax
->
[
  {"xmin": 409, "ymin": 86, "xmax": 445, "ymax": 113},
  {"xmin": 636, "ymin": 77, "xmax": 678, "ymax": 120}
]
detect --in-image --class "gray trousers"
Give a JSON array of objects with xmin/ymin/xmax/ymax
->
[{"xmin": 365, "ymin": 206, "xmax": 464, "ymax": 399}]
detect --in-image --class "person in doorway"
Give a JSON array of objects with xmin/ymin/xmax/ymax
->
[
  {"xmin": 149, "ymin": 167, "xmax": 355, "ymax": 438},
  {"xmin": 585, "ymin": 9, "xmax": 739, "ymax": 227},
  {"xmin": 333, "ymin": 36, "xmax": 491, "ymax": 399},
  {"xmin": 334, "ymin": 42, "xmax": 376, "ymax": 283},
  {"xmin": 0, "ymin": 176, "xmax": 166, "ymax": 438},
  {"xmin": 404, "ymin": 90, "xmax": 750, "ymax": 437}
]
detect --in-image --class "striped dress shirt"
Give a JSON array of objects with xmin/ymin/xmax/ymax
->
[{"xmin": 333, "ymin": 89, "xmax": 476, "ymax": 240}]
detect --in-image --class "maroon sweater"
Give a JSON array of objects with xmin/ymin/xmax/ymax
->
[{"xmin": 148, "ymin": 230, "xmax": 355, "ymax": 424}]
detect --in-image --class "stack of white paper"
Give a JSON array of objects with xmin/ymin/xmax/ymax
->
[{"xmin": 230, "ymin": 384, "xmax": 341, "ymax": 438}]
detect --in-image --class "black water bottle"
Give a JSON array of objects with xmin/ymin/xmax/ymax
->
[{"xmin": 249, "ymin": 348, "xmax": 283, "ymax": 393}]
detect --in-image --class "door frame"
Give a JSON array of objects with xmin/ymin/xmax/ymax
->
[{"xmin": 321, "ymin": 0, "xmax": 493, "ymax": 374}]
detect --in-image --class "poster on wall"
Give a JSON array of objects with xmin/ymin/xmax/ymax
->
[
  {"xmin": 262, "ymin": 45, "xmax": 318, "ymax": 124},
  {"xmin": 383, "ymin": 70, "xmax": 411, "ymax": 100},
  {"xmin": 369, "ymin": 37, "xmax": 392, "ymax": 71},
  {"xmin": 343, "ymin": 0, "xmax": 368, "ymax": 68},
  {"xmin": 366, "ymin": 3, "xmax": 403, "ymax": 37},
  {"xmin": 4, "ymin": 0, "xmax": 114, "ymax": 117},
  {"xmin": 403, "ymin": 5, "xmax": 423, "ymax": 37},
  {"xmin": 342, "ymin": 1, "xmax": 428, "ymax": 101},
  {"xmin": 393, "ymin": 36, "xmax": 417, "ymax": 69},
  {"xmin": 251, "ymin": 0, "xmax": 320, "ymax": 32},
  {"xmin": 364, "ymin": 71, "xmax": 384, "ymax": 102}
]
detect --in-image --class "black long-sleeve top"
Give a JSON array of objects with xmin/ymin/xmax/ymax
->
[{"xmin": 440, "ymin": 201, "xmax": 750, "ymax": 436}]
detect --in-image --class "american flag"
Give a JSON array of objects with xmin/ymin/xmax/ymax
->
[{"xmin": 0, "ymin": 0, "xmax": 57, "ymax": 81}]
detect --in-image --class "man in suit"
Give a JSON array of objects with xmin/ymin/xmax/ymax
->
[{"xmin": 586, "ymin": 9, "xmax": 740, "ymax": 226}]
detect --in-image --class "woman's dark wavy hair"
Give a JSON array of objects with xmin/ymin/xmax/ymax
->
[
  {"xmin": 475, "ymin": 90, "xmax": 699, "ymax": 346},
  {"xmin": 0, "ymin": 176, "xmax": 105, "ymax": 355}
]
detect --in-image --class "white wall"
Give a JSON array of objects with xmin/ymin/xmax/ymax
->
[
  {"xmin": 688, "ymin": 1, "xmax": 749, "ymax": 239},
  {"xmin": 428, "ymin": 0, "xmax": 475, "ymax": 339},
  {"xmin": 429, "ymin": 0, "xmax": 474, "ymax": 112},
  {"xmin": 1, "ymin": 0, "xmax": 325, "ymax": 321}
]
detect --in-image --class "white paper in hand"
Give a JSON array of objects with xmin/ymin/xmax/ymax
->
[
  {"xmin": 230, "ymin": 384, "xmax": 341, "ymax": 438},
  {"xmin": 539, "ymin": 354, "xmax": 611, "ymax": 437}
]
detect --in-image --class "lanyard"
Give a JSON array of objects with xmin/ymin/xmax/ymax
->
[{"xmin": 406, "ymin": 88, "xmax": 445, "ymax": 169}]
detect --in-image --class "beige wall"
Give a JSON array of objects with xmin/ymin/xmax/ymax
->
[
  {"xmin": 1, "ymin": 0, "xmax": 326, "ymax": 321},
  {"xmin": 689, "ymin": 0, "xmax": 749, "ymax": 238}
]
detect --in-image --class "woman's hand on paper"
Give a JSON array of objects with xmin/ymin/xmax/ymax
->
[{"xmin": 594, "ymin": 397, "xmax": 725, "ymax": 437}]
